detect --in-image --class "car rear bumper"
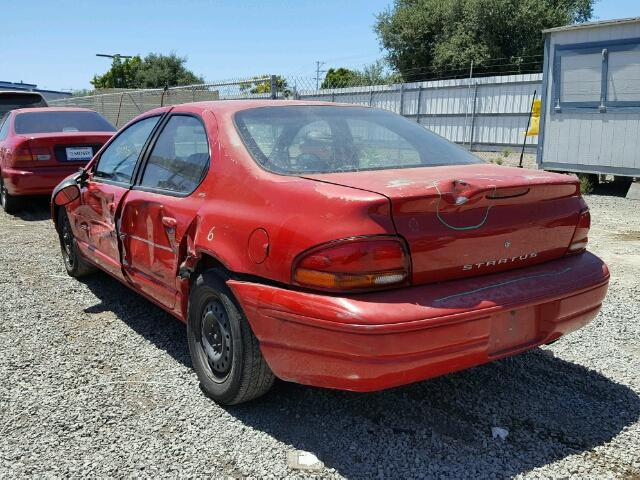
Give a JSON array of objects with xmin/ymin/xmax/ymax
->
[
  {"xmin": 2, "ymin": 166, "xmax": 81, "ymax": 196},
  {"xmin": 228, "ymin": 252, "xmax": 609, "ymax": 392}
]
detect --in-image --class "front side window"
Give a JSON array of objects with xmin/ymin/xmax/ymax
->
[
  {"xmin": 14, "ymin": 111, "xmax": 115, "ymax": 134},
  {"xmin": 94, "ymin": 116, "xmax": 159, "ymax": 183},
  {"xmin": 234, "ymin": 106, "xmax": 480, "ymax": 174},
  {"xmin": 139, "ymin": 115, "xmax": 209, "ymax": 194}
]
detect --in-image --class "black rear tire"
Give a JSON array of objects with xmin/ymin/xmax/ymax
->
[
  {"xmin": 187, "ymin": 270, "xmax": 275, "ymax": 405},
  {"xmin": 57, "ymin": 208, "xmax": 96, "ymax": 277},
  {"xmin": 0, "ymin": 179, "xmax": 20, "ymax": 214}
]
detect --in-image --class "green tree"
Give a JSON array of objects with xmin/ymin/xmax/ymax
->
[
  {"xmin": 134, "ymin": 53, "xmax": 203, "ymax": 88},
  {"xmin": 375, "ymin": 0, "xmax": 594, "ymax": 81},
  {"xmin": 91, "ymin": 53, "xmax": 202, "ymax": 89},
  {"xmin": 239, "ymin": 75, "xmax": 290, "ymax": 96},
  {"xmin": 321, "ymin": 62, "xmax": 403, "ymax": 88},
  {"xmin": 91, "ymin": 56, "xmax": 142, "ymax": 89},
  {"xmin": 321, "ymin": 68, "xmax": 360, "ymax": 88},
  {"xmin": 356, "ymin": 60, "xmax": 403, "ymax": 85}
]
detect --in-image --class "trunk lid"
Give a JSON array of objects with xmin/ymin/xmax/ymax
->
[
  {"xmin": 303, "ymin": 164, "xmax": 583, "ymax": 284},
  {"xmin": 15, "ymin": 132, "xmax": 112, "ymax": 167}
]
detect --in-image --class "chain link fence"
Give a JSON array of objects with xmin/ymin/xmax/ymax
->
[
  {"xmin": 48, "ymin": 77, "xmax": 274, "ymax": 128},
  {"xmin": 49, "ymin": 73, "xmax": 541, "ymax": 151}
]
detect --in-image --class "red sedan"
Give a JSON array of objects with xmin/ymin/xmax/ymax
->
[
  {"xmin": 51, "ymin": 101, "xmax": 609, "ymax": 405},
  {"xmin": 0, "ymin": 107, "xmax": 115, "ymax": 212}
]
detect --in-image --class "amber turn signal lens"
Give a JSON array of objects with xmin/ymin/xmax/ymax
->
[
  {"xmin": 294, "ymin": 268, "xmax": 408, "ymax": 290},
  {"xmin": 292, "ymin": 236, "xmax": 411, "ymax": 292}
]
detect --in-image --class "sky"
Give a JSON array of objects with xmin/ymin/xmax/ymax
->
[{"xmin": 0, "ymin": 0, "xmax": 638, "ymax": 92}]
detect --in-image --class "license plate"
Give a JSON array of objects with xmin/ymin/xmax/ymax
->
[{"xmin": 65, "ymin": 146, "xmax": 93, "ymax": 161}]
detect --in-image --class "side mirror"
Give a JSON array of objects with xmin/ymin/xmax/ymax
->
[{"xmin": 53, "ymin": 184, "xmax": 80, "ymax": 206}]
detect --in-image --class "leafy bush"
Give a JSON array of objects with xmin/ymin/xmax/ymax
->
[{"xmin": 579, "ymin": 174, "xmax": 594, "ymax": 195}]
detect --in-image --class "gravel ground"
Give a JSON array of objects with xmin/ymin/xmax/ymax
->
[{"xmin": 0, "ymin": 188, "xmax": 639, "ymax": 479}]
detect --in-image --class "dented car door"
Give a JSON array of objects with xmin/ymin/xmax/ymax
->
[
  {"xmin": 71, "ymin": 115, "xmax": 162, "ymax": 279},
  {"xmin": 119, "ymin": 111, "xmax": 211, "ymax": 311}
]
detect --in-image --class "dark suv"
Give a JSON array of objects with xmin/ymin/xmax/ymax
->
[{"xmin": 0, "ymin": 91, "xmax": 48, "ymax": 117}]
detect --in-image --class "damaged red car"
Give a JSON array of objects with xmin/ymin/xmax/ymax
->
[
  {"xmin": 0, "ymin": 107, "xmax": 115, "ymax": 212},
  {"xmin": 51, "ymin": 101, "xmax": 609, "ymax": 405}
]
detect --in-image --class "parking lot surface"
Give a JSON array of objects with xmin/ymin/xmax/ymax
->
[{"xmin": 0, "ymin": 190, "xmax": 639, "ymax": 479}]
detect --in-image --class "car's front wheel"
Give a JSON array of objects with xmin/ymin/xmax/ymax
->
[
  {"xmin": 57, "ymin": 209, "xmax": 96, "ymax": 277},
  {"xmin": 187, "ymin": 270, "xmax": 275, "ymax": 405},
  {"xmin": 0, "ymin": 178, "xmax": 20, "ymax": 214}
]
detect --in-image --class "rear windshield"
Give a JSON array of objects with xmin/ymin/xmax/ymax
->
[
  {"xmin": 14, "ymin": 111, "xmax": 116, "ymax": 134},
  {"xmin": 0, "ymin": 93, "xmax": 47, "ymax": 116},
  {"xmin": 234, "ymin": 106, "xmax": 480, "ymax": 174}
]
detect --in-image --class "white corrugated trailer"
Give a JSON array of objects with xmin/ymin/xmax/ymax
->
[{"xmin": 538, "ymin": 17, "xmax": 640, "ymax": 179}]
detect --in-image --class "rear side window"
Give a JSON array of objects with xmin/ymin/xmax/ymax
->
[
  {"xmin": 0, "ymin": 93, "xmax": 46, "ymax": 116},
  {"xmin": 94, "ymin": 116, "xmax": 160, "ymax": 184},
  {"xmin": 139, "ymin": 115, "xmax": 209, "ymax": 194},
  {"xmin": 234, "ymin": 106, "xmax": 480, "ymax": 174},
  {"xmin": 15, "ymin": 111, "xmax": 115, "ymax": 134}
]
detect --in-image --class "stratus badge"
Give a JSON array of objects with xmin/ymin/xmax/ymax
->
[{"xmin": 463, "ymin": 252, "xmax": 538, "ymax": 271}]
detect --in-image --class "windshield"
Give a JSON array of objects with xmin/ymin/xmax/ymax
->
[
  {"xmin": 14, "ymin": 111, "xmax": 116, "ymax": 134},
  {"xmin": 234, "ymin": 106, "xmax": 481, "ymax": 174}
]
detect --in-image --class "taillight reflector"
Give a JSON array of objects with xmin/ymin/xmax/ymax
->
[
  {"xmin": 292, "ymin": 237, "xmax": 411, "ymax": 292},
  {"xmin": 31, "ymin": 147, "xmax": 51, "ymax": 161},
  {"xmin": 567, "ymin": 208, "xmax": 590, "ymax": 255}
]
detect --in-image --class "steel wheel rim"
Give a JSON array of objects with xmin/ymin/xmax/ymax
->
[{"xmin": 200, "ymin": 299, "xmax": 232, "ymax": 379}]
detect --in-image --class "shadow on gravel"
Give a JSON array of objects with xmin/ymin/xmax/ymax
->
[
  {"xmin": 7, "ymin": 196, "xmax": 52, "ymax": 222},
  {"xmin": 80, "ymin": 272, "xmax": 192, "ymax": 369},
  {"xmin": 589, "ymin": 181, "xmax": 632, "ymax": 198},
  {"xmin": 231, "ymin": 355, "xmax": 640, "ymax": 479},
  {"xmin": 78, "ymin": 272, "xmax": 639, "ymax": 479}
]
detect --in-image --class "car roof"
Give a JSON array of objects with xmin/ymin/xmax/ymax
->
[
  {"xmin": 193, "ymin": 99, "xmax": 366, "ymax": 115},
  {"xmin": 10, "ymin": 106, "xmax": 97, "ymax": 115}
]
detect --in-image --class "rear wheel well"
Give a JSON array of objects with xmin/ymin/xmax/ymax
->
[{"xmin": 191, "ymin": 253, "xmax": 232, "ymax": 283}]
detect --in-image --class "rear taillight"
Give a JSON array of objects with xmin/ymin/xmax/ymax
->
[
  {"xmin": 13, "ymin": 145, "xmax": 51, "ymax": 163},
  {"xmin": 31, "ymin": 147, "xmax": 51, "ymax": 161},
  {"xmin": 567, "ymin": 208, "xmax": 590, "ymax": 255},
  {"xmin": 14, "ymin": 146, "xmax": 34, "ymax": 163},
  {"xmin": 292, "ymin": 236, "xmax": 411, "ymax": 292}
]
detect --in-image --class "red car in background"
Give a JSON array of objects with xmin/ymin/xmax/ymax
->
[
  {"xmin": 51, "ymin": 101, "xmax": 609, "ymax": 405},
  {"xmin": 0, "ymin": 107, "xmax": 115, "ymax": 212}
]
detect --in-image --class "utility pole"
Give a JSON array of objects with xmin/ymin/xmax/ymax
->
[{"xmin": 315, "ymin": 60, "xmax": 326, "ymax": 91}]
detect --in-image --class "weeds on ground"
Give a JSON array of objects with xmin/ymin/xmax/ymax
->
[{"xmin": 579, "ymin": 175, "xmax": 595, "ymax": 195}]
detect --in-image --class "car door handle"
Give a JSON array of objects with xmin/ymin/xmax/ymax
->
[{"xmin": 162, "ymin": 216, "xmax": 177, "ymax": 250}]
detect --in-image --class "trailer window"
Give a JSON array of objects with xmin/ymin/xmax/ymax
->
[
  {"xmin": 607, "ymin": 49, "xmax": 640, "ymax": 102},
  {"xmin": 553, "ymin": 38, "xmax": 640, "ymax": 113}
]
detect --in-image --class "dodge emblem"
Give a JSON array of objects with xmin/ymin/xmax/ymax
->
[{"xmin": 504, "ymin": 241, "xmax": 511, "ymax": 248}]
